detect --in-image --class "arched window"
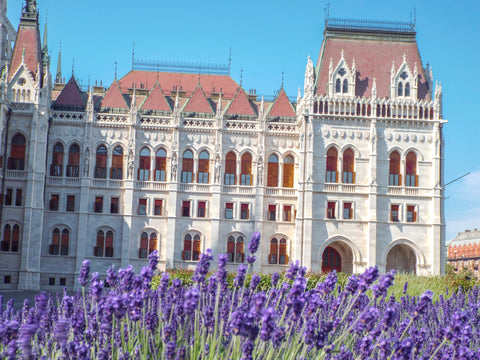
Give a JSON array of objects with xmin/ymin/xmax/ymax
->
[
  {"xmin": 283, "ymin": 155, "xmax": 294, "ymax": 188},
  {"xmin": 138, "ymin": 148, "xmax": 151, "ymax": 181},
  {"xmin": 111, "ymin": 146, "xmax": 123, "ymax": 179},
  {"xmin": 1, "ymin": 224, "xmax": 20, "ymax": 252},
  {"xmin": 240, "ymin": 152, "xmax": 252, "ymax": 186},
  {"xmin": 342, "ymin": 148, "xmax": 355, "ymax": 184},
  {"xmin": 49, "ymin": 228, "xmax": 69, "ymax": 256},
  {"xmin": 227, "ymin": 235, "xmax": 244, "ymax": 263},
  {"xmin": 67, "ymin": 144, "xmax": 80, "ymax": 177},
  {"xmin": 405, "ymin": 82, "xmax": 411, "ymax": 97},
  {"xmin": 405, "ymin": 151, "xmax": 417, "ymax": 187},
  {"xmin": 397, "ymin": 82, "xmax": 403, "ymax": 97},
  {"xmin": 326, "ymin": 148, "xmax": 338, "ymax": 183},
  {"xmin": 322, "ymin": 247, "xmax": 341, "ymax": 273},
  {"xmin": 198, "ymin": 151, "xmax": 209, "ymax": 183},
  {"xmin": 269, "ymin": 238, "xmax": 288, "ymax": 265},
  {"xmin": 342, "ymin": 79, "xmax": 348, "ymax": 93},
  {"xmin": 94, "ymin": 230, "xmax": 113, "ymax": 257},
  {"xmin": 139, "ymin": 231, "xmax": 158, "ymax": 259},
  {"xmin": 389, "ymin": 151, "xmax": 401, "ymax": 186},
  {"xmin": 182, "ymin": 233, "xmax": 201, "ymax": 261},
  {"xmin": 51, "ymin": 143, "xmax": 64, "ymax": 176},
  {"xmin": 335, "ymin": 78, "xmax": 341, "ymax": 93},
  {"xmin": 155, "ymin": 148, "xmax": 167, "ymax": 181},
  {"xmin": 224, "ymin": 151, "xmax": 236, "ymax": 185},
  {"xmin": 8, "ymin": 134, "xmax": 26, "ymax": 170},
  {"xmin": 181, "ymin": 150, "xmax": 194, "ymax": 183},
  {"xmin": 95, "ymin": 145, "xmax": 107, "ymax": 179},
  {"xmin": 267, "ymin": 154, "xmax": 279, "ymax": 187}
]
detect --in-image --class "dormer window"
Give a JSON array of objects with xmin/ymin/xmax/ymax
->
[{"xmin": 335, "ymin": 68, "xmax": 348, "ymax": 94}]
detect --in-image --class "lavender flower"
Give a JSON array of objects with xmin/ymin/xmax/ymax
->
[
  {"xmin": 371, "ymin": 270, "xmax": 396, "ymax": 299},
  {"xmin": 234, "ymin": 264, "xmax": 248, "ymax": 287},
  {"xmin": 247, "ymin": 232, "xmax": 261, "ymax": 254},
  {"xmin": 192, "ymin": 249, "xmax": 213, "ymax": 284},
  {"xmin": 78, "ymin": 260, "xmax": 90, "ymax": 287},
  {"xmin": 183, "ymin": 287, "xmax": 200, "ymax": 315},
  {"xmin": 148, "ymin": 249, "xmax": 159, "ymax": 271},
  {"xmin": 271, "ymin": 272, "xmax": 280, "ymax": 287}
]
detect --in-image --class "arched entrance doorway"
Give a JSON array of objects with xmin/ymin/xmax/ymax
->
[
  {"xmin": 321, "ymin": 241, "xmax": 354, "ymax": 274},
  {"xmin": 386, "ymin": 244, "xmax": 416, "ymax": 274},
  {"xmin": 322, "ymin": 246, "xmax": 341, "ymax": 273}
]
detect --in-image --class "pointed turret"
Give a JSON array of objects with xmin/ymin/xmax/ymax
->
[
  {"xmin": 183, "ymin": 84, "xmax": 214, "ymax": 114},
  {"xmin": 101, "ymin": 80, "xmax": 129, "ymax": 110},
  {"xmin": 42, "ymin": 17, "xmax": 49, "ymax": 65},
  {"xmin": 268, "ymin": 88, "xmax": 296, "ymax": 118},
  {"xmin": 303, "ymin": 56, "xmax": 315, "ymax": 99},
  {"xmin": 9, "ymin": 0, "xmax": 43, "ymax": 84},
  {"xmin": 55, "ymin": 45, "xmax": 62, "ymax": 84},
  {"xmin": 53, "ymin": 75, "xmax": 85, "ymax": 110},
  {"xmin": 225, "ymin": 87, "xmax": 256, "ymax": 117},
  {"xmin": 140, "ymin": 81, "xmax": 171, "ymax": 113}
]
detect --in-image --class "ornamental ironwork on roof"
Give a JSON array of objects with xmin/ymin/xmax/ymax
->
[{"xmin": 326, "ymin": 17, "xmax": 415, "ymax": 34}]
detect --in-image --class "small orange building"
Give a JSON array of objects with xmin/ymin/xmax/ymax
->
[{"xmin": 447, "ymin": 229, "xmax": 480, "ymax": 277}]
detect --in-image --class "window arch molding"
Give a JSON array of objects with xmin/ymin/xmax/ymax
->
[
  {"xmin": 181, "ymin": 148, "xmax": 195, "ymax": 183},
  {"xmin": 94, "ymin": 143, "xmax": 108, "ymax": 179},
  {"xmin": 226, "ymin": 232, "xmax": 246, "ymax": 263},
  {"xmin": 110, "ymin": 144, "xmax": 124, "ymax": 179},
  {"xmin": 50, "ymin": 141, "xmax": 65, "ymax": 177},
  {"xmin": 197, "ymin": 148, "xmax": 210, "ymax": 184},
  {"xmin": 94, "ymin": 227, "xmax": 115, "ymax": 258},
  {"xmin": 48, "ymin": 225, "xmax": 71, "ymax": 256},
  {"xmin": 239, "ymin": 150, "xmax": 253, "ymax": 186},
  {"xmin": 1, "ymin": 221, "xmax": 21, "ymax": 253},
  {"xmin": 8, "ymin": 132, "xmax": 27, "ymax": 170},
  {"xmin": 138, "ymin": 228, "xmax": 159, "ymax": 259},
  {"xmin": 224, "ymin": 150, "xmax": 237, "ymax": 185},
  {"xmin": 268, "ymin": 234, "xmax": 290, "ymax": 265},
  {"xmin": 66, "ymin": 142, "xmax": 81, "ymax": 177},
  {"xmin": 182, "ymin": 230, "xmax": 203, "ymax": 261},
  {"xmin": 282, "ymin": 153, "xmax": 295, "ymax": 188},
  {"xmin": 154, "ymin": 147, "xmax": 168, "ymax": 182},
  {"xmin": 325, "ymin": 145, "xmax": 340, "ymax": 183},
  {"xmin": 267, "ymin": 153, "xmax": 280, "ymax": 187}
]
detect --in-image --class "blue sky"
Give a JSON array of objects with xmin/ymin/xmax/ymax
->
[{"xmin": 7, "ymin": 0, "xmax": 480, "ymax": 241}]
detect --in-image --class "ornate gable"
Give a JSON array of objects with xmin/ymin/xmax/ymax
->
[
  {"xmin": 390, "ymin": 55, "xmax": 418, "ymax": 100},
  {"xmin": 327, "ymin": 50, "xmax": 356, "ymax": 97}
]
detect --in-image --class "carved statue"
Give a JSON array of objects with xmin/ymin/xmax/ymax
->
[
  {"xmin": 215, "ymin": 154, "xmax": 221, "ymax": 184},
  {"xmin": 257, "ymin": 158, "xmax": 264, "ymax": 186},
  {"xmin": 127, "ymin": 148, "xmax": 134, "ymax": 179},
  {"xmin": 171, "ymin": 152, "xmax": 178, "ymax": 181},
  {"xmin": 83, "ymin": 148, "xmax": 90, "ymax": 177}
]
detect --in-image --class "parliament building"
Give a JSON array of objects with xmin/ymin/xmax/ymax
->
[{"xmin": 0, "ymin": 0, "xmax": 446, "ymax": 290}]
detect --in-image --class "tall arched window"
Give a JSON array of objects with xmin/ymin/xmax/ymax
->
[
  {"xmin": 198, "ymin": 151, "xmax": 209, "ymax": 183},
  {"xmin": 227, "ymin": 235, "xmax": 244, "ymax": 263},
  {"xmin": 405, "ymin": 83, "xmax": 411, "ymax": 97},
  {"xmin": 283, "ymin": 155, "xmax": 294, "ymax": 188},
  {"xmin": 51, "ymin": 143, "xmax": 64, "ymax": 176},
  {"xmin": 111, "ymin": 146, "xmax": 123, "ymax": 179},
  {"xmin": 138, "ymin": 148, "xmax": 150, "ymax": 181},
  {"xmin": 342, "ymin": 148, "xmax": 354, "ymax": 184},
  {"xmin": 326, "ymin": 148, "xmax": 338, "ymax": 183},
  {"xmin": 405, "ymin": 151, "xmax": 417, "ymax": 187},
  {"xmin": 139, "ymin": 231, "xmax": 158, "ymax": 258},
  {"xmin": 389, "ymin": 151, "xmax": 401, "ymax": 186},
  {"xmin": 240, "ymin": 152, "xmax": 252, "ymax": 186},
  {"xmin": 67, "ymin": 144, "xmax": 80, "ymax": 177},
  {"xmin": 94, "ymin": 230, "xmax": 114, "ymax": 257},
  {"xmin": 182, "ymin": 150, "xmax": 194, "ymax": 183},
  {"xmin": 335, "ymin": 79, "xmax": 341, "ymax": 93},
  {"xmin": 8, "ymin": 134, "xmax": 26, "ymax": 170},
  {"xmin": 155, "ymin": 148, "xmax": 167, "ymax": 181},
  {"xmin": 342, "ymin": 79, "xmax": 348, "ymax": 93},
  {"xmin": 49, "ymin": 228, "xmax": 69, "ymax": 256},
  {"xmin": 224, "ymin": 151, "xmax": 236, "ymax": 185},
  {"xmin": 398, "ymin": 82, "xmax": 403, "ymax": 96},
  {"xmin": 182, "ymin": 233, "xmax": 201, "ymax": 261},
  {"xmin": 267, "ymin": 154, "xmax": 279, "ymax": 187},
  {"xmin": 1, "ymin": 224, "xmax": 20, "ymax": 252},
  {"xmin": 95, "ymin": 145, "xmax": 107, "ymax": 179},
  {"xmin": 269, "ymin": 238, "xmax": 288, "ymax": 265}
]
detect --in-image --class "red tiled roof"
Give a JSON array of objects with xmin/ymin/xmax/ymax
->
[
  {"xmin": 54, "ymin": 76, "xmax": 85, "ymax": 107},
  {"xmin": 316, "ymin": 36, "xmax": 430, "ymax": 100},
  {"xmin": 183, "ymin": 85, "xmax": 214, "ymax": 114},
  {"xmin": 9, "ymin": 26, "xmax": 42, "ymax": 81},
  {"xmin": 101, "ymin": 81, "xmax": 129, "ymax": 109},
  {"xmin": 141, "ymin": 82, "xmax": 171, "ymax": 112},
  {"xmin": 268, "ymin": 88, "xmax": 296, "ymax": 117},
  {"xmin": 118, "ymin": 71, "xmax": 239, "ymax": 99},
  {"xmin": 226, "ymin": 88, "xmax": 257, "ymax": 116}
]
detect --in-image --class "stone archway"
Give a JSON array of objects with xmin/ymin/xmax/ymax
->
[
  {"xmin": 321, "ymin": 241, "xmax": 354, "ymax": 274},
  {"xmin": 386, "ymin": 244, "xmax": 416, "ymax": 274}
]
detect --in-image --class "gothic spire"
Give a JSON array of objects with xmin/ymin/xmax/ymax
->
[
  {"xmin": 42, "ymin": 17, "xmax": 48, "ymax": 52},
  {"xmin": 55, "ymin": 43, "xmax": 62, "ymax": 84}
]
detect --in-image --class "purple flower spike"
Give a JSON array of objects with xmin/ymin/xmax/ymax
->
[
  {"xmin": 271, "ymin": 272, "xmax": 280, "ymax": 287},
  {"xmin": 248, "ymin": 232, "xmax": 261, "ymax": 254},
  {"xmin": 183, "ymin": 287, "xmax": 200, "ymax": 315},
  {"xmin": 193, "ymin": 249, "xmax": 213, "ymax": 284},
  {"xmin": 78, "ymin": 260, "xmax": 90, "ymax": 287},
  {"xmin": 148, "ymin": 250, "xmax": 159, "ymax": 271},
  {"xmin": 403, "ymin": 281, "xmax": 408, "ymax": 295},
  {"xmin": 246, "ymin": 255, "xmax": 256, "ymax": 264},
  {"xmin": 371, "ymin": 270, "xmax": 396, "ymax": 299},
  {"xmin": 414, "ymin": 290, "xmax": 433, "ymax": 316},
  {"xmin": 234, "ymin": 264, "xmax": 248, "ymax": 287}
]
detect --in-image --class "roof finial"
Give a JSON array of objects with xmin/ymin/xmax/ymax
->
[
  {"xmin": 240, "ymin": 68, "xmax": 243, "ymax": 86},
  {"xmin": 228, "ymin": 48, "xmax": 232, "ymax": 75},
  {"xmin": 114, "ymin": 61, "xmax": 117, "ymax": 80},
  {"xmin": 42, "ymin": 12, "xmax": 48, "ymax": 53},
  {"xmin": 403, "ymin": 53, "xmax": 406, "ymax": 63},
  {"xmin": 324, "ymin": 3, "xmax": 330, "ymax": 27},
  {"xmin": 131, "ymin": 41, "xmax": 135, "ymax": 71},
  {"xmin": 281, "ymin": 71, "xmax": 284, "ymax": 89}
]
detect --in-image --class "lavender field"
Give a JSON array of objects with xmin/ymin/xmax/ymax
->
[{"xmin": 0, "ymin": 233, "xmax": 478, "ymax": 359}]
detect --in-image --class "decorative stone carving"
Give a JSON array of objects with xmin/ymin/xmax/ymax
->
[{"xmin": 84, "ymin": 148, "xmax": 90, "ymax": 177}]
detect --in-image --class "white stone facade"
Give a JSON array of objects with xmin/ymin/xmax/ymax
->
[{"xmin": 0, "ymin": 2, "xmax": 446, "ymax": 290}]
